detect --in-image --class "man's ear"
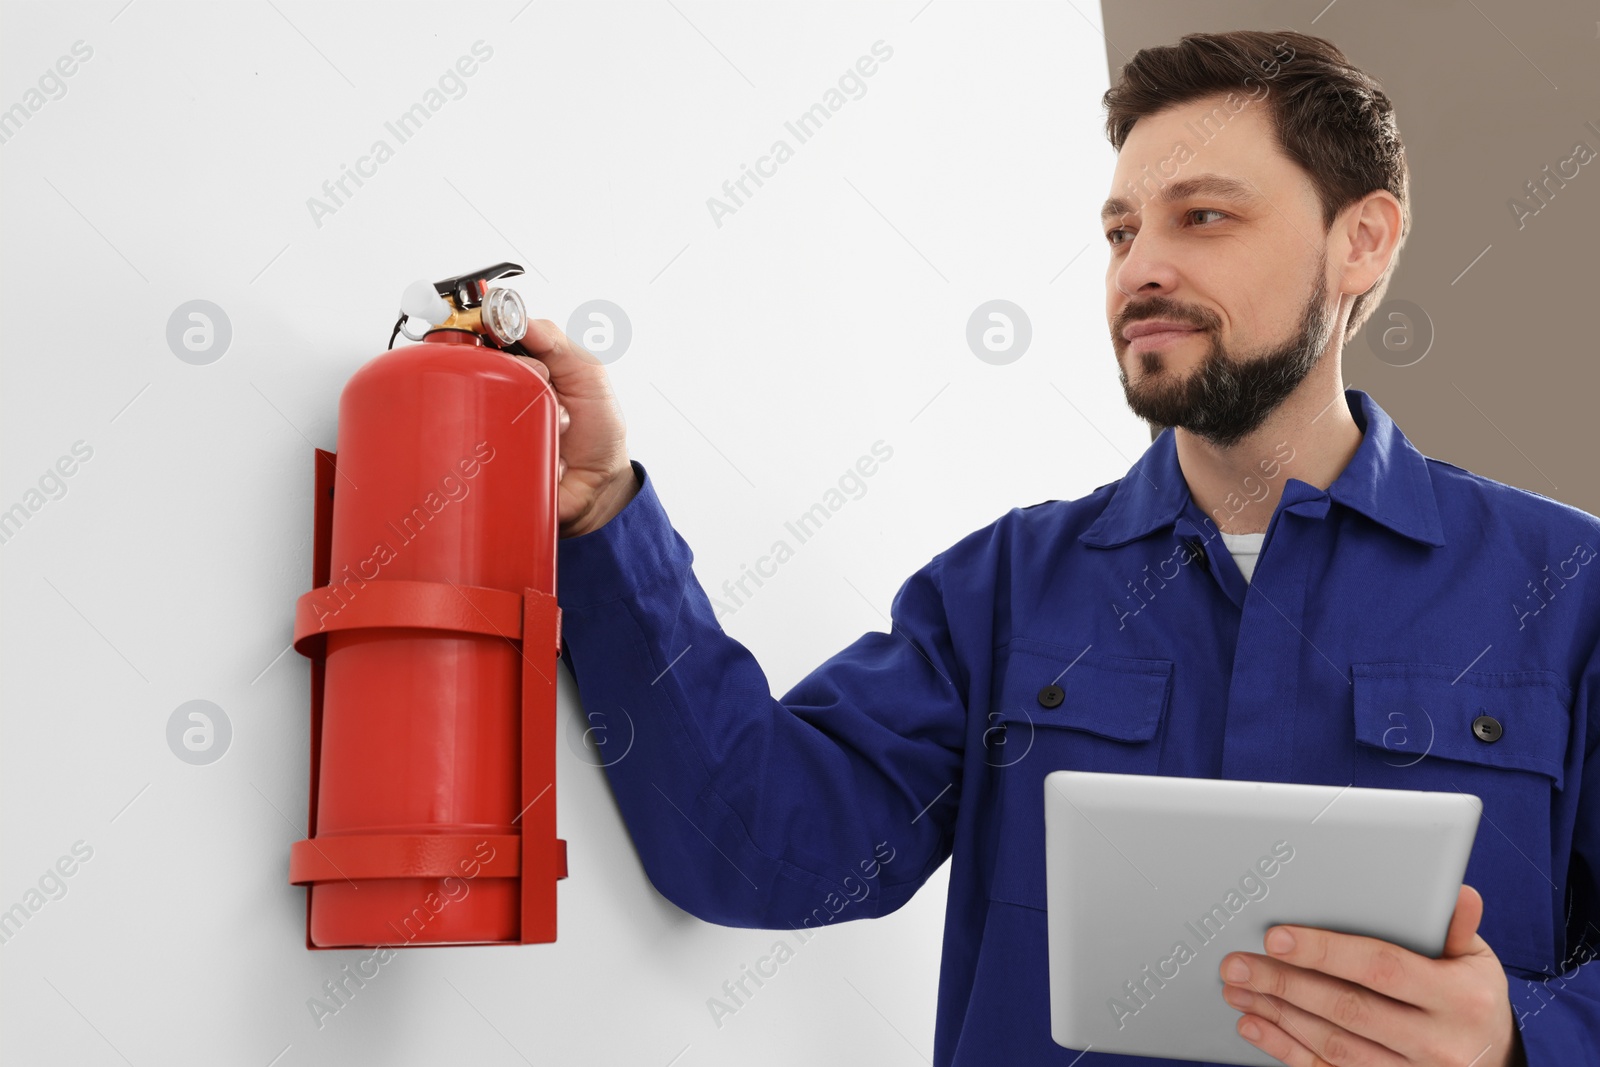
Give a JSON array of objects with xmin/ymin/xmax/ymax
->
[{"xmin": 1336, "ymin": 189, "xmax": 1404, "ymax": 300}]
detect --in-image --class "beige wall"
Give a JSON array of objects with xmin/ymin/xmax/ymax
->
[{"xmin": 1101, "ymin": 1, "xmax": 1599, "ymax": 516}]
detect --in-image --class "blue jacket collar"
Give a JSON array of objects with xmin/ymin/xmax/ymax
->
[{"xmin": 1079, "ymin": 388, "xmax": 1446, "ymax": 549}]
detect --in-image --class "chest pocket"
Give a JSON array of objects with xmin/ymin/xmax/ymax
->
[
  {"xmin": 986, "ymin": 639, "xmax": 1172, "ymax": 911},
  {"xmin": 1349, "ymin": 662, "xmax": 1573, "ymax": 973}
]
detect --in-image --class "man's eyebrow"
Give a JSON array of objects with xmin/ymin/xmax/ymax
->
[{"xmin": 1100, "ymin": 175, "xmax": 1262, "ymax": 221}]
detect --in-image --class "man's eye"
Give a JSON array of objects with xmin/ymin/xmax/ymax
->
[{"xmin": 1107, "ymin": 209, "xmax": 1226, "ymax": 247}]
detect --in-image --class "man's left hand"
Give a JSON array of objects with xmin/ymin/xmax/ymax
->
[{"xmin": 1218, "ymin": 884, "xmax": 1527, "ymax": 1066}]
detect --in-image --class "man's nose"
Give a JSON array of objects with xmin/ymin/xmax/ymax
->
[{"xmin": 1111, "ymin": 227, "xmax": 1182, "ymax": 299}]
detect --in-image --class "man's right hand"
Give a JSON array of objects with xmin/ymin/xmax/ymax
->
[{"xmin": 511, "ymin": 319, "xmax": 638, "ymax": 539}]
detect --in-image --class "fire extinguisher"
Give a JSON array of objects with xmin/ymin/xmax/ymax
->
[{"xmin": 287, "ymin": 262, "xmax": 568, "ymax": 949}]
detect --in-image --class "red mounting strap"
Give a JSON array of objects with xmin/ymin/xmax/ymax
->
[
  {"xmin": 292, "ymin": 578, "xmax": 523, "ymax": 658},
  {"xmin": 520, "ymin": 583, "xmax": 562, "ymax": 943},
  {"xmin": 290, "ymin": 833, "xmax": 525, "ymax": 884}
]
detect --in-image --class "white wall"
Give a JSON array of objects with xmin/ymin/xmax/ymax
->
[{"xmin": 0, "ymin": 1, "xmax": 1136, "ymax": 1063}]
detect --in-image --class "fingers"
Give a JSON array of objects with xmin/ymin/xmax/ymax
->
[
  {"xmin": 1221, "ymin": 989, "xmax": 1403, "ymax": 1067},
  {"xmin": 509, "ymin": 327, "xmax": 595, "ymax": 492},
  {"xmin": 1239, "ymin": 924, "xmax": 1429, "ymax": 1006},
  {"xmin": 511, "ymin": 355, "xmax": 570, "ymax": 435},
  {"xmin": 1221, "ymin": 951, "xmax": 1423, "ymax": 1058},
  {"xmin": 522, "ymin": 318, "xmax": 601, "ymax": 376},
  {"xmin": 1442, "ymin": 884, "xmax": 1486, "ymax": 958},
  {"xmin": 514, "ymin": 352, "xmax": 553, "ymax": 386}
]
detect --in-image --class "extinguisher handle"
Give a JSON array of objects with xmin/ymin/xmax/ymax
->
[{"xmin": 437, "ymin": 262, "xmax": 524, "ymax": 310}]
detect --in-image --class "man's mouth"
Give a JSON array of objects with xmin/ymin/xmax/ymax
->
[{"xmin": 1124, "ymin": 326, "xmax": 1203, "ymax": 351}]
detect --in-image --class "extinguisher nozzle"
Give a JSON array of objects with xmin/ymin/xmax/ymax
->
[{"xmin": 401, "ymin": 279, "xmax": 453, "ymax": 325}]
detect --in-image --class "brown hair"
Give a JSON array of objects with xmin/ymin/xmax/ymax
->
[{"xmin": 1102, "ymin": 29, "xmax": 1409, "ymax": 338}]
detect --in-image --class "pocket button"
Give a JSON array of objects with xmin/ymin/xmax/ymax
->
[
  {"xmin": 1472, "ymin": 714, "xmax": 1503, "ymax": 743},
  {"xmin": 1037, "ymin": 684, "xmax": 1065, "ymax": 709}
]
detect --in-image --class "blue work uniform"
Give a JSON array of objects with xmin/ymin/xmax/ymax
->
[{"xmin": 555, "ymin": 387, "xmax": 1600, "ymax": 1065}]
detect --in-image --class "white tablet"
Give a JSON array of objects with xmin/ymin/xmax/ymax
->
[{"xmin": 1043, "ymin": 770, "xmax": 1481, "ymax": 1066}]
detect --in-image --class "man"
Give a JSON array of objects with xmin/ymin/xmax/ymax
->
[{"xmin": 519, "ymin": 29, "xmax": 1597, "ymax": 1067}]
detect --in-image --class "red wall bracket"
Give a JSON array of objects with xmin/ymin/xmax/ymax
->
[{"xmin": 287, "ymin": 448, "xmax": 566, "ymax": 948}]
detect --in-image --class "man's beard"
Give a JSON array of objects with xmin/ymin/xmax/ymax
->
[{"xmin": 1115, "ymin": 259, "xmax": 1335, "ymax": 449}]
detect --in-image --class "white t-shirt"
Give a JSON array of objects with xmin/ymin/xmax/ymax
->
[{"xmin": 1219, "ymin": 530, "xmax": 1267, "ymax": 584}]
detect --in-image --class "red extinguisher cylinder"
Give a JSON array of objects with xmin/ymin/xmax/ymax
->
[{"xmin": 292, "ymin": 329, "xmax": 562, "ymax": 947}]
